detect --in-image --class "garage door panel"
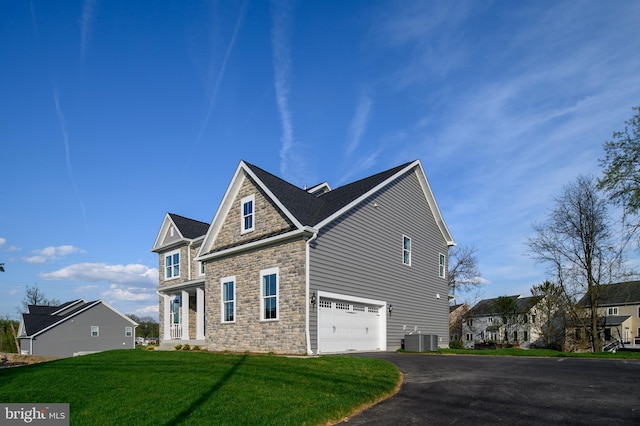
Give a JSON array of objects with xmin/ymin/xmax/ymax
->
[{"xmin": 318, "ymin": 297, "xmax": 382, "ymax": 353}]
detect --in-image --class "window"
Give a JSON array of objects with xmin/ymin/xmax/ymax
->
[
  {"xmin": 531, "ymin": 315, "xmax": 536, "ymax": 324},
  {"xmin": 439, "ymin": 253, "xmax": 446, "ymax": 278},
  {"xmin": 513, "ymin": 331, "xmax": 518, "ymax": 341},
  {"xmin": 125, "ymin": 327, "xmax": 133, "ymax": 337},
  {"xmin": 466, "ymin": 333, "xmax": 472, "ymax": 341},
  {"xmin": 607, "ymin": 307, "xmax": 619, "ymax": 316},
  {"xmin": 165, "ymin": 250, "xmax": 180, "ymax": 279},
  {"xmin": 241, "ymin": 195, "xmax": 255, "ymax": 233},
  {"xmin": 199, "ymin": 261, "xmax": 205, "ymax": 276},
  {"xmin": 260, "ymin": 267, "xmax": 279, "ymax": 320},
  {"xmin": 91, "ymin": 326, "xmax": 99, "ymax": 337},
  {"xmin": 402, "ymin": 236, "xmax": 411, "ymax": 265},
  {"xmin": 488, "ymin": 317, "xmax": 493, "ymax": 324},
  {"xmin": 467, "ymin": 319, "xmax": 473, "ymax": 326},
  {"xmin": 221, "ymin": 276, "xmax": 236, "ymax": 323},
  {"xmin": 523, "ymin": 330, "xmax": 528, "ymax": 341}
]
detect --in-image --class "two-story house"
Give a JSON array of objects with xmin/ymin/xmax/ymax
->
[
  {"xmin": 462, "ymin": 295, "xmax": 543, "ymax": 349},
  {"xmin": 573, "ymin": 280, "xmax": 640, "ymax": 349},
  {"xmin": 151, "ymin": 160, "xmax": 455, "ymax": 354}
]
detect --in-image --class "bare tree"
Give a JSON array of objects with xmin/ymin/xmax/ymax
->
[
  {"xmin": 448, "ymin": 245, "xmax": 482, "ymax": 299},
  {"xmin": 20, "ymin": 284, "xmax": 61, "ymax": 313},
  {"xmin": 530, "ymin": 281, "xmax": 566, "ymax": 349},
  {"xmin": 493, "ymin": 296, "xmax": 521, "ymax": 345},
  {"xmin": 527, "ymin": 175, "xmax": 628, "ymax": 352},
  {"xmin": 599, "ymin": 105, "xmax": 640, "ymax": 248}
]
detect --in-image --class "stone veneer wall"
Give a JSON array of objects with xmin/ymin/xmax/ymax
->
[
  {"xmin": 212, "ymin": 175, "xmax": 295, "ymax": 252},
  {"xmin": 204, "ymin": 238, "xmax": 307, "ymax": 354}
]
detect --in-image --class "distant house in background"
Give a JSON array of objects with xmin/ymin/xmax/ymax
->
[
  {"xmin": 569, "ymin": 281, "xmax": 640, "ymax": 351},
  {"xmin": 462, "ymin": 295, "xmax": 542, "ymax": 349},
  {"xmin": 449, "ymin": 303, "xmax": 469, "ymax": 342},
  {"xmin": 18, "ymin": 299, "xmax": 138, "ymax": 357}
]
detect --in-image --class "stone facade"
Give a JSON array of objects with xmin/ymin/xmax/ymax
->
[
  {"xmin": 204, "ymin": 238, "xmax": 307, "ymax": 354},
  {"xmin": 211, "ymin": 175, "xmax": 295, "ymax": 252}
]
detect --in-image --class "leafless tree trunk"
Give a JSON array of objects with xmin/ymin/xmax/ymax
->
[{"xmin": 448, "ymin": 245, "xmax": 482, "ymax": 299}]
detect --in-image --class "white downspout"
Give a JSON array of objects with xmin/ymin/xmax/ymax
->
[{"xmin": 305, "ymin": 230, "xmax": 318, "ymax": 355}]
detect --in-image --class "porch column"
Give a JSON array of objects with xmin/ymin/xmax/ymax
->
[
  {"xmin": 163, "ymin": 294, "xmax": 171, "ymax": 340},
  {"xmin": 181, "ymin": 290, "xmax": 190, "ymax": 340},
  {"xmin": 196, "ymin": 287, "xmax": 205, "ymax": 340}
]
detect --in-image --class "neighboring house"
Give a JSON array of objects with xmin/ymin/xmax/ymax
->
[
  {"xmin": 152, "ymin": 160, "xmax": 455, "ymax": 355},
  {"xmin": 449, "ymin": 303, "xmax": 469, "ymax": 342},
  {"xmin": 570, "ymin": 280, "xmax": 640, "ymax": 350},
  {"xmin": 18, "ymin": 299, "xmax": 138, "ymax": 357},
  {"xmin": 462, "ymin": 295, "xmax": 542, "ymax": 349}
]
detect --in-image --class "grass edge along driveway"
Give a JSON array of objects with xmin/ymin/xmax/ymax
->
[{"xmin": 0, "ymin": 350, "xmax": 401, "ymax": 425}]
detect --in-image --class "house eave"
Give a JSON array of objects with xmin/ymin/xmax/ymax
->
[{"xmin": 197, "ymin": 228, "xmax": 315, "ymax": 262}]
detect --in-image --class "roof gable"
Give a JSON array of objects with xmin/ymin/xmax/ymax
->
[
  {"xmin": 198, "ymin": 159, "xmax": 455, "ymax": 257},
  {"xmin": 21, "ymin": 299, "xmax": 137, "ymax": 338},
  {"xmin": 152, "ymin": 212, "xmax": 209, "ymax": 252}
]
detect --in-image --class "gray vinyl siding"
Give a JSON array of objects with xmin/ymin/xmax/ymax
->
[
  {"xmin": 309, "ymin": 170, "xmax": 450, "ymax": 352},
  {"xmin": 27, "ymin": 303, "xmax": 136, "ymax": 357}
]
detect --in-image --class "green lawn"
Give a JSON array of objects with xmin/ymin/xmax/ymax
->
[
  {"xmin": 436, "ymin": 347, "xmax": 640, "ymax": 359},
  {"xmin": 0, "ymin": 350, "xmax": 400, "ymax": 425}
]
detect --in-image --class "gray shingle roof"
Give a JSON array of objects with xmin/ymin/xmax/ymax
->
[
  {"xmin": 244, "ymin": 160, "xmax": 414, "ymax": 226},
  {"xmin": 467, "ymin": 295, "xmax": 542, "ymax": 317},
  {"xmin": 578, "ymin": 280, "xmax": 640, "ymax": 307},
  {"xmin": 21, "ymin": 300, "xmax": 98, "ymax": 336},
  {"xmin": 168, "ymin": 213, "xmax": 210, "ymax": 239}
]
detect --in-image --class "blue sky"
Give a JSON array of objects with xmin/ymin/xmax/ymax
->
[{"xmin": 1, "ymin": 0, "xmax": 639, "ymax": 318}]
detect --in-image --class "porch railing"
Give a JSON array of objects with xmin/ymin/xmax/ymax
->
[{"xmin": 170, "ymin": 323, "xmax": 182, "ymax": 339}]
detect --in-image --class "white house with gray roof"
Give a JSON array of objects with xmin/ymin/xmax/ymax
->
[{"xmin": 152, "ymin": 160, "xmax": 455, "ymax": 354}]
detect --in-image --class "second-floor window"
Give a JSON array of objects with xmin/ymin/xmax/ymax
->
[
  {"xmin": 241, "ymin": 195, "xmax": 255, "ymax": 233},
  {"xmin": 165, "ymin": 250, "xmax": 180, "ymax": 279},
  {"xmin": 91, "ymin": 326, "xmax": 99, "ymax": 337},
  {"xmin": 439, "ymin": 253, "xmax": 446, "ymax": 278},
  {"xmin": 125, "ymin": 327, "xmax": 133, "ymax": 337},
  {"xmin": 607, "ymin": 307, "xmax": 618, "ymax": 316},
  {"xmin": 402, "ymin": 236, "xmax": 411, "ymax": 265}
]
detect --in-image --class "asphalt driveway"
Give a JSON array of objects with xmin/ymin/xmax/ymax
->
[{"xmin": 341, "ymin": 352, "xmax": 640, "ymax": 425}]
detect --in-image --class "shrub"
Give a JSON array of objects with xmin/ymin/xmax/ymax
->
[
  {"xmin": 174, "ymin": 344, "xmax": 182, "ymax": 350},
  {"xmin": 449, "ymin": 340, "xmax": 464, "ymax": 349},
  {"xmin": 193, "ymin": 346, "xmax": 201, "ymax": 351},
  {"xmin": 182, "ymin": 344, "xmax": 191, "ymax": 351}
]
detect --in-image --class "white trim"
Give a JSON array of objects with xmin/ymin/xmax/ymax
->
[
  {"xmin": 402, "ymin": 235, "xmax": 412, "ymax": 266},
  {"xmin": 164, "ymin": 249, "xmax": 181, "ymax": 280},
  {"xmin": 181, "ymin": 290, "xmax": 189, "ymax": 340},
  {"xmin": 221, "ymin": 275, "xmax": 236, "ymax": 323},
  {"xmin": 162, "ymin": 294, "xmax": 171, "ymax": 340},
  {"xmin": 305, "ymin": 232, "xmax": 318, "ymax": 355},
  {"xmin": 439, "ymin": 252, "xmax": 446, "ymax": 279},
  {"xmin": 197, "ymin": 228, "xmax": 314, "ymax": 262},
  {"xmin": 91, "ymin": 325, "xmax": 99, "ymax": 337},
  {"xmin": 240, "ymin": 194, "xmax": 255, "ymax": 234},
  {"xmin": 260, "ymin": 267, "xmax": 279, "ymax": 321},
  {"xmin": 157, "ymin": 278, "xmax": 205, "ymax": 293},
  {"xmin": 196, "ymin": 287, "xmax": 205, "ymax": 340}
]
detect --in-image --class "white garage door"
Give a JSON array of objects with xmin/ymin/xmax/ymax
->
[{"xmin": 318, "ymin": 297, "xmax": 383, "ymax": 353}]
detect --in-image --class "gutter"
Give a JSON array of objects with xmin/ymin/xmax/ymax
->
[{"xmin": 305, "ymin": 229, "xmax": 319, "ymax": 355}]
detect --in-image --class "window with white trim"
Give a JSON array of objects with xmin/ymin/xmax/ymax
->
[
  {"xmin": 260, "ymin": 267, "xmax": 279, "ymax": 320},
  {"xmin": 241, "ymin": 195, "xmax": 255, "ymax": 233},
  {"xmin": 402, "ymin": 235, "xmax": 411, "ymax": 265},
  {"xmin": 125, "ymin": 327, "xmax": 133, "ymax": 337},
  {"xmin": 607, "ymin": 307, "xmax": 618, "ymax": 316},
  {"xmin": 91, "ymin": 326, "xmax": 99, "ymax": 337},
  {"xmin": 199, "ymin": 261, "xmax": 205, "ymax": 276},
  {"xmin": 165, "ymin": 250, "xmax": 180, "ymax": 280},
  {"xmin": 439, "ymin": 253, "xmax": 446, "ymax": 278},
  {"xmin": 465, "ymin": 333, "xmax": 472, "ymax": 341},
  {"xmin": 221, "ymin": 276, "xmax": 236, "ymax": 323}
]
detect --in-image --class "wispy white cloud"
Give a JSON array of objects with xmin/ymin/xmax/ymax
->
[
  {"xmin": 24, "ymin": 245, "xmax": 85, "ymax": 264},
  {"xmin": 271, "ymin": 0, "xmax": 308, "ymax": 184},
  {"xmin": 194, "ymin": 0, "xmax": 249, "ymax": 146},
  {"xmin": 0, "ymin": 238, "xmax": 20, "ymax": 252},
  {"xmin": 346, "ymin": 95, "xmax": 373, "ymax": 156},
  {"xmin": 80, "ymin": 0, "xmax": 97, "ymax": 67},
  {"xmin": 40, "ymin": 262, "xmax": 158, "ymax": 287},
  {"xmin": 101, "ymin": 284, "xmax": 154, "ymax": 302},
  {"xmin": 52, "ymin": 84, "xmax": 88, "ymax": 228}
]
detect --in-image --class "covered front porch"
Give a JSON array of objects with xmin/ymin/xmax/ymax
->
[{"xmin": 158, "ymin": 281, "xmax": 206, "ymax": 348}]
